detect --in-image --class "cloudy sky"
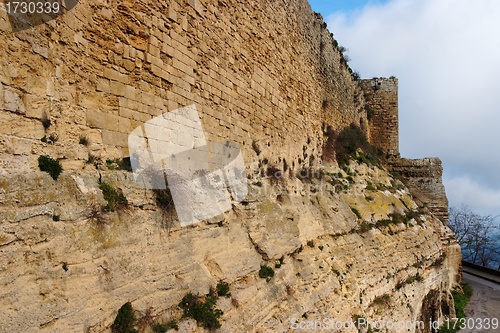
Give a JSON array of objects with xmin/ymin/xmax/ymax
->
[{"xmin": 309, "ymin": 0, "xmax": 500, "ymax": 217}]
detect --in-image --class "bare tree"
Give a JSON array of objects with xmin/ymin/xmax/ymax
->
[{"xmin": 449, "ymin": 205, "xmax": 500, "ymax": 269}]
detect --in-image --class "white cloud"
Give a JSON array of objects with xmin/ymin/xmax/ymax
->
[
  {"xmin": 445, "ymin": 175, "xmax": 500, "ymax": 216},
  {"xmin": 326, "ymin": 0, "xmax": 500, "ymax": 214}
]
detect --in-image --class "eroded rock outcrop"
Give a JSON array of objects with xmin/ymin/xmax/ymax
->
[{"xmin": 0, "ymin": 161, "xmax": 461, "ymax": 332}]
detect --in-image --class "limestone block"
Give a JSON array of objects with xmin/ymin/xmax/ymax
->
[
  {"xmin": 96, "ymin": 78, "xmax": 111, "ymax": 93},
  {"xmin": 141, "ymin": 92, "xmax": 156, "ymax": 107},
  {"xmin": 103, "ymin": 68, "xmax": 130, "ymax": 84},
  {"xmin": 145, "ymin": 53, "xmax": 163, "ymax": 67},
  {"xmin": 109, "ymin": 80, "xmax": 128, "ymax": 97},
  {"xmin": 123, "ymin": 59, "xmax": 135, "ymax": 71},
  {"xmin": 102, "ymin": 129, "xmax": 128, "ymax": 147},
  {"xmin": 23, "ymin": 94, "xmax": 49, "ymax": 119},
  {"xmin": 86, "ymin": 110, "xmax": 124, "ymax": 132},
  {"xmin": 4, "ymin": 86, "xmax": 26, "ymax": 114},
  {"xmin": 0, "ymin": 135, "xmax": 32, "ymax": 155},
  {"xmin": 60, "ymin": 159, "xmax": 85, "ymax": 171},
  {"xmin": 11, "ymin": 118, "xmax": 44, "ymax": 139},
  {"xmin": 188, "ymin": 0, "xmax": 203, "ymax": 14},
  {"xmin": 0, "ymin": 153, "xmax": 31, "ymax": 175}
]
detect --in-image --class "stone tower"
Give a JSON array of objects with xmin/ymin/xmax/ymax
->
[{"xmin": 360, "ymin": 77, "xmax": 399, "ymax": 157}]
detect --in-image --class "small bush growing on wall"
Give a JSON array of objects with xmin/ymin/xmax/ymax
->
[
  {"xmin": 351, "ymin": 207, "xmax": 362, "ymax": 219},
  {"xmin": 99, "ymin": 182, "xmax": 128, "ymax": 211},
  {"xmin": 151, "ymin": 320, "xmax": 178, "ymax": 333},
  {"xmin": 216, "ymin": 282, "xmax": 231, "ymax": 298},
  {"xmin": 333, "ymin": 123, "xmax": 381, "ymax": 167},
  {"xmin": 38, "ymin": 155, "xmax": 63, "ymax": 180},
  {"xmin": 179, "ymin": 292, "xmax": 223, "ymax": 330},
  {"xmin": 259, "ymin": 265, "xmax": 275, "ymax": 280},
  {"xmin": 106, "ymin": 158, "xmax": 133, "ymax": 172},
  {"xmin": 111, "ymin": 302, "xmax": 137, "ymax": 333}
]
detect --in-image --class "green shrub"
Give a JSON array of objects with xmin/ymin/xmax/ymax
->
[
  {"xmin": 333, "ymin": 124, "xmax": 380, "ymax": 166},
  {"xmin": 358, "ymin": 222, "xmax": 372, "ymax": 233},
  {"xmin": 179, "ymin": 292, "xmax": 223, "ymax": 330},
  {"xmin": 41, "ymin": 134, "xmax": 57, "ymax": 144},
  {"xmin": 352, "ymin": 71, "xmax": 360, "ymax": 81},
  {"xmin": 111, "ymin": 302, "xmax": 137, "ymax": 333},
  {"xmin": 151, "ymin": 320, "xmax": 178, "ymax": 332},
  {"xmin": 52, "ymin": 215, "xmax": 60, "ymax": 221},
  {"xmin": 216, "ymin": 282, "xmax": 231, "ymax": 298},
  {"xmin": 99, "ymin": 182, "xmax": 128, "ymax": 211},
  {"xmin": 372, "ymin": 294, "xmax": 390, "ymax": 306},
  {"xmin": 437, "ymin": 283, "xmax": 473, "ymax": 333},
  {"xmin": 454, "ymin": 283, "xmax": 473, "ymax": 318},
  {"xmin": 38, "ymin": 155, "xmax": 63, "ymax": 180},
  {"xmin": 106, "ymin": 158, "xmax": 133, "ymax": 172},
  {"xmin": 351, "ymin": 207, "xmax": 362, "ymax": 219},
  {"xmin": 258, "ymin": 265, "xmax": 275, "ymax": 280},
  {"xmin": 375, "ymin": 213, "xmax": 410, "ymax": 229}
]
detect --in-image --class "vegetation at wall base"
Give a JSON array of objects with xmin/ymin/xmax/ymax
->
[
  {"xmin": 38, "ymin": 155, "xmax": 63, "ymax": 180},
  {"xmin": 323, "ymin": 123, "xmax": 381, "ymax": 167},
  {"xmin": 335, "ymin": 124, "xmax": 381, "ymax": 167},
  {"xmin": 437, "ymin": 282, "xmax": 473, "ymax": 333}
]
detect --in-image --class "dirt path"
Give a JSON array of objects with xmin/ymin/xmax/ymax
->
[{"xmin": 459, "ymin": 273, "xmax": 500, "ymax": 333}]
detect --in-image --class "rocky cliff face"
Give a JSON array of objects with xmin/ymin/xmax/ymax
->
[
  {"xmin": 387, "ymin": 157, "xmax": 449, "ymax": 224},
  {"xmin": 0, "ymin": 161, "xmax": 461, "ymax": 332},
  {"xmin": 0, "ymin": 0, "xmax": 460, "ymax": 332}
]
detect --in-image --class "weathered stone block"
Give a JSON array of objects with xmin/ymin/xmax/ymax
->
[
  {"xmin": 103, "ymin": 68, "xmax": 129, "ymax": 84},
  {"xmin": 102, "ymin": 129, "xmax": 128, "ymax": 147},
  {"xmin": 0, "ymin": 135, "xmax": 32, "ymax": 155},
  {"xmin": 109, "ymin": 80, "xmax": 128, "ymax": 97},
  {"xmin": 4, "ymin": 86, "xmax": 26, "ymax": 114},
  {"xmin": 96, "ymin": 78, "xmax": 111, "ymax": 93}
]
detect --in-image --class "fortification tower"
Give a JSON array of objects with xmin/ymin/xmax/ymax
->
[{"xmin": 360, "ymin": 77, "xmax": 399, "ymax": 157}]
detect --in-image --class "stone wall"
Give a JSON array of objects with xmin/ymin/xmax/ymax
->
[
  {"xmin": 360, "ymin": 77, "xmax": 399, "ymax": 156},
  {"xmin": 0, "ymin": 0, "xmax": 366, "ymax": 177},
  {"xmin": 0, "ymin": 0, "xmax": 461, "ymax": 332}
]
